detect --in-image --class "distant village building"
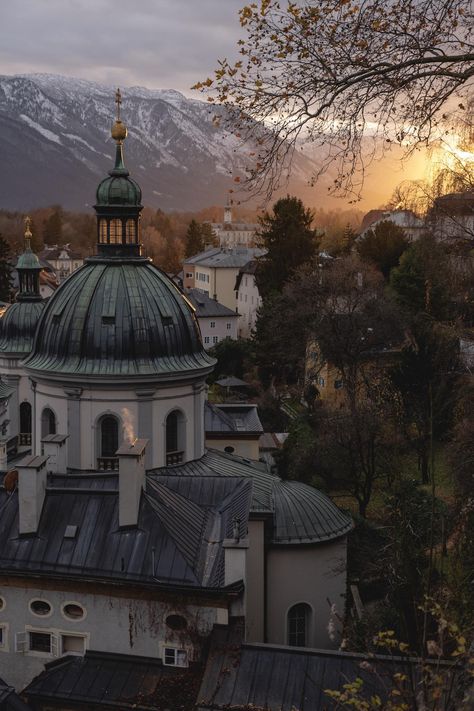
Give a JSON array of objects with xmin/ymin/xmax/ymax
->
[
  {"xmin": 39, "ymin": 245, "xmax": 83, "ymax": 282},
  {"xmin": 0, "ymin": 98, "xmax": 351, "ymax": 695},
  {"xmin": 428, "ymin": 191, "xmax": 474, "ymax": 242},
  {"xmin": 183, "ymin": 247, "xmax": 264, "ymax": 311},
  {"xmin": 234, "ymin": 260, "xmax": 262, "ymax": 338},
  {"xmin": 358, "ymin": 209, "xmax": 425, "ymax": 242},
  {"xmin": 209, "ymin": 202, "xmax": 259, "ymax": 248},
  {"xmin": 185, "ymin": 288, "xmax": 238, "ymax": 348},
  {"xmin": 205, "ymin": 402, "xmax": 263, "ymax": 460}
]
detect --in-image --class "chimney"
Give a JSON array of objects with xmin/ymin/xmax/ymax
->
[
  {"xmin": 41, "ymin": 434, "xmax": 68, "ymax": 474},
  {"xmin": 117, "ymin": 438, "xmax": 148, "ymax": 528},
  {"xmin": 17, "ymin": 455, "xmax": 48, "ymax": 535}
]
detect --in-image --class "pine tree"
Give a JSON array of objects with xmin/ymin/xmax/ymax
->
[
  {"xmin": 184, "ymin": 219, "xmax": 205, "ymax": 258},
  {"xmin": 43, "ymin": 207, "xmax": 63, "ymax": 245},
  {"xmin": 0, "ymin": 235, "xmax": 13, "ymax": 303},
  {"xmin": 255, "ymin": 196, "xmax": 318, "ymax": 299}
]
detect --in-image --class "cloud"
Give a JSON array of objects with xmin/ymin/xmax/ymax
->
[{"xmin": 0, "ymin": 0, "xmax": 244, "ymax": 94}]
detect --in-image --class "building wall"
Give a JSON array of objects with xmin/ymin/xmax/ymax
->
[
  {"xmin": 266, "ymin": 537, "xmax": 347, "ymax": 649},
  {"xmin": 31, "ymin": 377, "xmax": 207, "ymax": 470},
  {"xmin": 205, "ymin": 437, "xmax": 259, "ymax": 461},
  {"xmin": 245, "ymin": 519, "xmax": 265, "ymax": 642},
  {"xmin": 237, "ymin": 274, "xmax": 261, "ymax": 338},
  {"xmin": 198, "ymin": 316, "xmax": 238, "ymax": 349},
  {"xmin": 0, "ymin": 581, "xmax": 228, "ymax": 691}
]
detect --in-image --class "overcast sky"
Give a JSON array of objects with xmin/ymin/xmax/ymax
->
[{"xmin": 0, "ymin": 0, "xmax": 244, "ymax": 95}]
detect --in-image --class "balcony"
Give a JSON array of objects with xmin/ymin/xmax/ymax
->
[
  {"xmin": 97, "ymin": 456, "xmax": 119, "ymax": 471},
  {"xmin": 166, "ymin": 450, "xmax": 184, "ymax": 466}
]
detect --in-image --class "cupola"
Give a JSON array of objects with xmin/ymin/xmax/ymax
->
[
  {"xmin": 94, "ymin": 89, "xmax": 143, "ymax": 258},
  {"xmin": 16, "ymin": 217, "xmax": 42, "ymax": 302}
]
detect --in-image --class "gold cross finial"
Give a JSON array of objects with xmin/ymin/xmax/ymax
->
[{"xmin": 115, "ymin": 88, "xmax": 122, "ymax": 121}]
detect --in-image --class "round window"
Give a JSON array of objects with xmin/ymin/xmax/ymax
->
[
  {"xmin": 30, "ymin": 599, "xmax": 52, "ymax": 616},
  {"xmin": 0, "ymin": 597, "xmax": 5, "ymax": 611},
  {"xmin": 165, "ymin": 614, "xmax": 187, "ymax": 631},
  {"xmin": 63, "ymin": 603, "xmax": 85, "ymax": 620}
]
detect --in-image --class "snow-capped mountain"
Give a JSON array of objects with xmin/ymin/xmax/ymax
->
[{"xmin": 0, "ymin": 73, "xmax": 313, "ymax": 211}]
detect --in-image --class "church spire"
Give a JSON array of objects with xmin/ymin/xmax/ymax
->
[
  {"xmin": 16, "ymin": 216, "xmax": 42, "ymax": 301},
  {"xmin": 94, "ymin": 90, "xmax": 143, "ymax": 259}
]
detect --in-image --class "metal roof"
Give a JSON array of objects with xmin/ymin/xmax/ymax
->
[
  {"xmin": 205, "ymin": 403, "xmax": 263, "ymax": 435},
  {"xmin": 197, "ymin": 626, "xmax": 460, "ymax": 711},
  {"xmin": 151, "ymin": 450, "xmax": 352, "ymax": 544},
  {"xmin": 0, "ymin": 470, "xmax": 252, "ymax": 590},
  {"xmin": 24, "ymin": 259, "xmax": 215, "ymax": 379},
  {"xmin": 24, "ymin": 651, "xmax": 203, "ymax": 711},
  {"xmin": 0, "ymin": 677, "xmax": 31, "ymax": 711},
  {"xmin": 0, "ymin": 301, "xmax": 45, "ymax": 355},
  {"xmin": 184, "ymin": 248, "xmax": 265, "ymax": 269},
  {"xmin": 186, "ymin": 289, "xmax": 237, "ymax": 318}
]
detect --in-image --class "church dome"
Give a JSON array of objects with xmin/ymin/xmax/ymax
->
[
  {"xmin": 0, "ymin": 301, "xmax": 45, "ymax": 355},
  {"xmin": 96, "ymin": 173, "xmax": 142, "ymax": 206},
  {"xmin": 24, "ymin": 258, "xmax": 214, "ymax": 379}
]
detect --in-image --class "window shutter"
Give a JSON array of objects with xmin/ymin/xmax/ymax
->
[
  {"xmin": 51, "ymin": 633, "xmax": 59, "ymax": 657},
  {"xmin": 15, "ymin": 631, "xmax": 27, "ymax": 653}
]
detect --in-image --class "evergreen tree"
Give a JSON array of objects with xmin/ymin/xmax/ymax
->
[
  {"xmin": 0, "ymin": 235, "xmax": 12, "ymax": 303},
  {"xmin": 43, "ymin": 207, "xmax": 63, "ymax": 245},
  {"xmin": 184, "ymin": 219, "xmax": 205, "ymax": 258},
  {"xmin": 28, "ymin": 218, "xmax": 43, "ymax": 253},
  {"xmin": 357, "ymin": 220, "xmax": 409, "ymax": 278},
  {"xmin": 255, "ymin": 196, "xmax": 318, "ymax": 299}
]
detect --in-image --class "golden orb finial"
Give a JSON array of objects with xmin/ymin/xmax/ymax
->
[{"xmin": 111, "ymin": 87, "xmax": 127, "ymax": 143}]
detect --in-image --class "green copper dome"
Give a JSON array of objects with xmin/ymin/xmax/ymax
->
[
  {"xmin": 16, "ymin": 250, "xmax": 41, "ymax": 270},
  {"xmin": 96, "ymin": 144, "xmax": 142, "ymax": 206},
  {"xmin": 0, "ymin": 301, "xmax": 45, "ymax": 355},
  {"xmin": 24, "ymin": 258, "xmax": 215, "ymax": 379}
]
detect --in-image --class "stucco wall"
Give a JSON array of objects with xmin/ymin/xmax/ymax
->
[
  {"xmin": 205, "ymin": 437, "xmax": 259, "ymax": 461},
  {"xmin": 0, "ymin": 582, "xmax": 227, "ymax": 691},
  {"xmin": 246, "ymin": 519, "xmax": 265, "ymax": 642},
  {"xmin": 198, "ymin": 316, "xmax": 238, "ymax": 349},
  {"xmin": 32, "ymin": 378, "xmax": 207, "ymax": 470},
  {"xmin": 266, "ymin": 537, "xmax": 347, "ymax": 649}
]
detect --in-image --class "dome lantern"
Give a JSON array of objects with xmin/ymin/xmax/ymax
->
[
  {"xmin": 16, "ymin": 216, "xmax": 42, "ymax": 302},
  {"xmin": 94, "ymin": 89, "xmax": 143, "ymax": 258}
]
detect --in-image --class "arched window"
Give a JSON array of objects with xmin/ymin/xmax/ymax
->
[
  {"xmin": 287, "ymin": 603, "xmax": 311, "ymax": 647},
  {"xmin": 41, "ymin": 408, "xmax": 56, "ymax": 438},
  {"xmin": 165, "ymin": 410, "xmax": 184, "ymax": 465},
  {"xmin": 100, "ymin": 416, "xmax": 119, "ymax": 458},
  {"xmin": 109, "ymin": 219, "xmax": 122, "ymax": 244},
  {"xmin": 99, "ymin": 219, "xmax": 108, "ymax": 243},
  {"xmin": 125, "ymin": 220, "xmax": 136, "ymax": 243},
  {"xmin": 20, "ymin": 402, "xmax": 32, "ymax": 434}
]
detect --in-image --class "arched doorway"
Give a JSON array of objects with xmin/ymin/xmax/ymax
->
[{"xmin": 165, "ymin": 410, "xmax": 185, "ymax": 465}]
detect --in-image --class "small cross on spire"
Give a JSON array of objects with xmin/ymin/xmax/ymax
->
[{"xmin": 115, "ymin": 88, "xmax": 122, "ymax": 121}]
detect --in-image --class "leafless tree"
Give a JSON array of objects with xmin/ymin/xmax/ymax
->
[{"xmin": 194, "ymin": 0, "xmax": 474, "ymax": 201}]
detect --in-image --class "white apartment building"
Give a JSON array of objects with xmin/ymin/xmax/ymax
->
[{"xmin": 183, "ymin": 247, "xmax": 265, "ymax": 312}]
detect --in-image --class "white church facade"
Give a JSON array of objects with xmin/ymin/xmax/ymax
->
[{"xmin": 0, "ymin": 95, "xmax": 352, "ymax": 692}]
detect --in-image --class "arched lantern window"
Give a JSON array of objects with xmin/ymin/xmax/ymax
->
[
  {"xmin": 41, "ymin": 408, "xmax": 56, "ymax": 438},
  {"xmin": 287, "ymin": 603, "xmax": 312, "ymax": 647}
]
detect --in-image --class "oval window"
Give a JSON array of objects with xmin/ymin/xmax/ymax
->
[
  {"xmin": 166, "ymin": 614, "xmax": 187, "ymax": 631},
  {"xmin": 30, "ymin": 599, "xmax": 52, "ymax": 616},
  {"xmin": 0, "ymin": 597, "xmax": 5, "ymax": 611},
  {"xmin": 63, "ymin": 603, "xmax": 85, "ymax": 620}
]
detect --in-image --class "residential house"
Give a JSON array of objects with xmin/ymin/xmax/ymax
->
[
  {"xmin": 183, "ymin": 247, "xmax": 264, "ymax": 312},
  {"xmin": 185, "ymin": 288, "xmax": 238, "ymax": 349},
  {"xmin": 209, "ymin": 202, "xmax": 259, "ymax": 249},
  {"xmin": 39, "ymin": 245, "xmax": 83, "ymax": 282}
]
